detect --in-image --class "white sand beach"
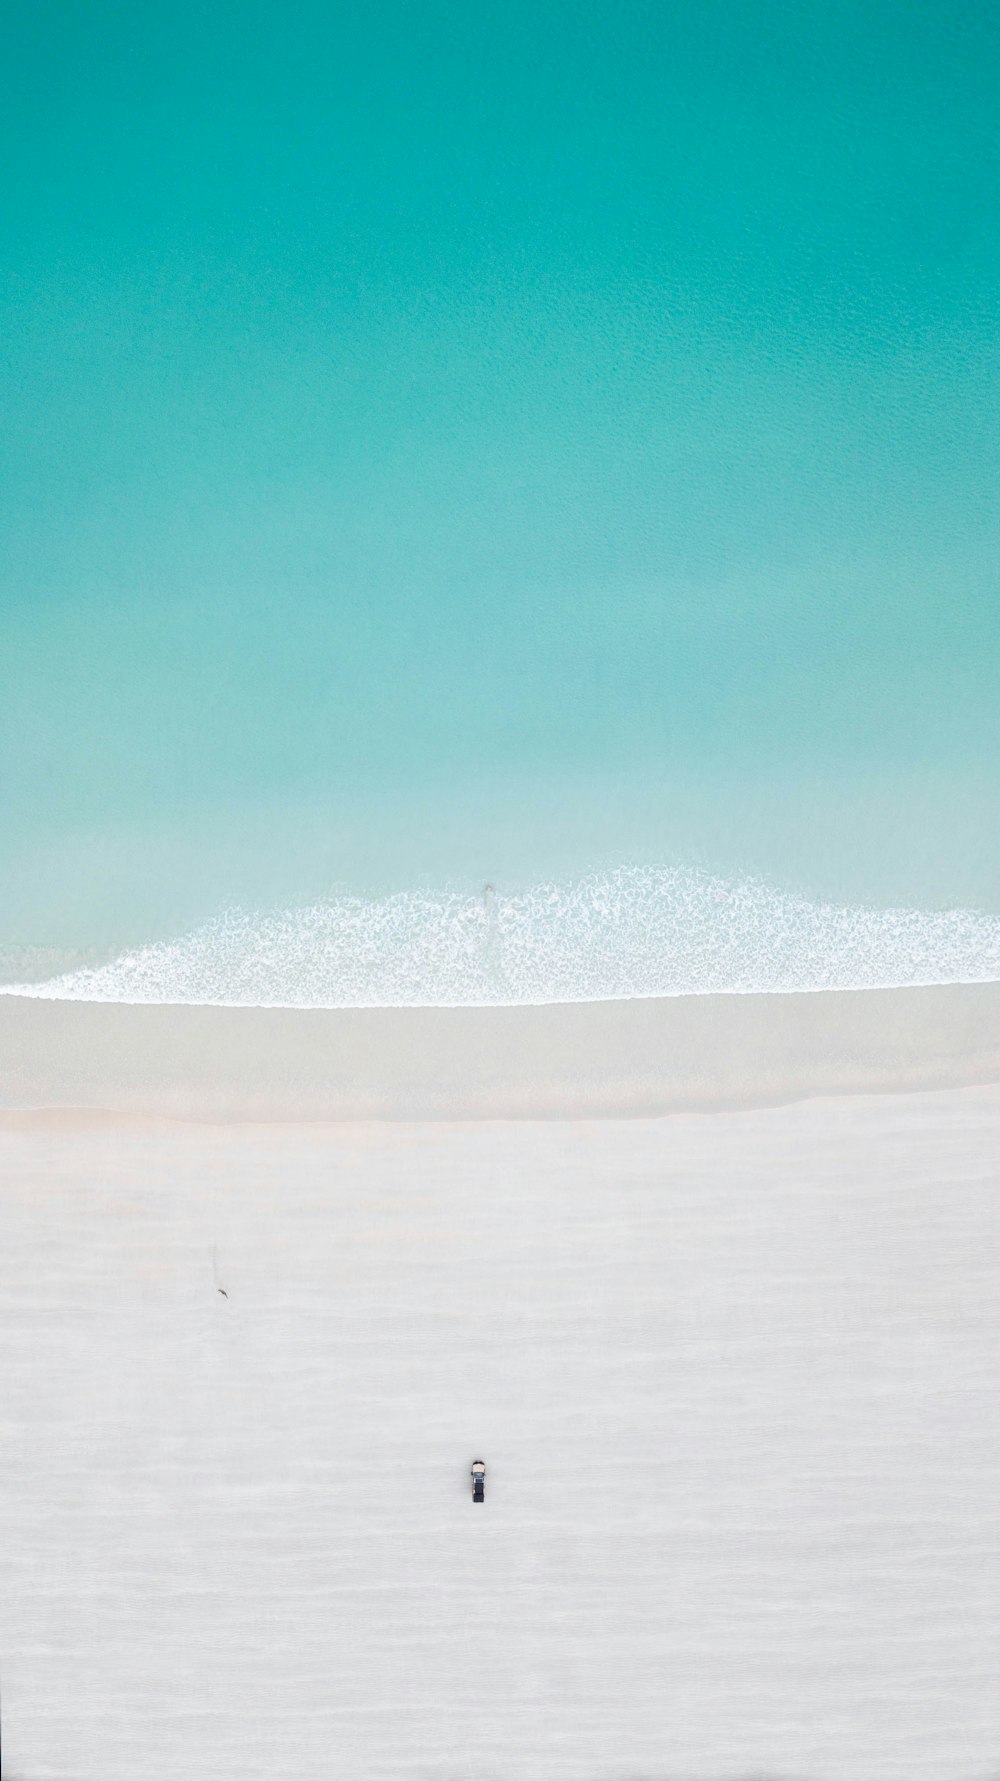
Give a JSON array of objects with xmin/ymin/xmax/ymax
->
[
  {"xmin": 4, "ymin": 980, "xmax": 1000, "ymax": 1119},
  {"xmin": 1, "ymin": 992, "xmax": 999, "ymax": 1779}
]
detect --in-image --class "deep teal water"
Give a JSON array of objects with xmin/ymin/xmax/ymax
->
[{"xmin": 2, "ymin": 1, "xmax": 999, "ymax": 998}]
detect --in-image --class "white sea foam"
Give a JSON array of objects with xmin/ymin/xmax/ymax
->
[{"xmin": 5, "ymin": 867, "xmax": 1000, "ymax": 1007}]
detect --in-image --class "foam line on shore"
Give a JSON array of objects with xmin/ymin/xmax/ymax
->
[{"xmin": 6, "ymin": 868, "xmax": 1000, "ymax": 1007}]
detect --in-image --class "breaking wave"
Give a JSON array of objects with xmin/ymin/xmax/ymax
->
[{"xmin": 5, "ymin": 867, "xmax": 1000, "ymax": 1007}]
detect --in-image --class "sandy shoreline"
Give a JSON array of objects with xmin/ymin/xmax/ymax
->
[
  {"xmin": 3, "ymin": 981, "xmax": 1000, "ymax": 1119},
  {"xmin": 2, "ymin": 1089, "xmax": 998, "ymax": 1778}
]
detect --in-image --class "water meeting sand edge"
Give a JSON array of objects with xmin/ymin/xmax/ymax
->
[{"xmin": 3, "ymin": 980, "xmax": 1000, "ymax": 1121}]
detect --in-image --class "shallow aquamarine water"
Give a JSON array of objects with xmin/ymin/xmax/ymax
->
[{"xmin": 2, "ymin": 0, "xmax": 998, "ymax": 994}]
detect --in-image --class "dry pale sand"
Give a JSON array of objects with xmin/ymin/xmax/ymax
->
[
  {"xmin": 1, "ymin": 992, "xmax": 998, "ymax": 1777},
  {"xmin": 0, "ymin": 1091, "xmax": 998, "ymax": 1780},
  {"xmin": 3, "ymin": 980, "xmax": 1000, "ymax": 1119}
]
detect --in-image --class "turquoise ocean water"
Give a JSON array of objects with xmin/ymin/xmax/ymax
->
[{"xmin": 3, "ymin": 1, "xmax": 999, "ymax": 1003}]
